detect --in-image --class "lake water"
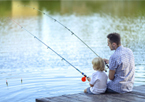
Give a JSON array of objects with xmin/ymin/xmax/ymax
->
[{"xmin": 0, "ymin": 1, "xmax": 145, "ymax": 102}]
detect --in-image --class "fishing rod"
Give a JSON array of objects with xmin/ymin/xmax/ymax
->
[
  {"xmin": 9, "ymin": 18, "xmax": 87, "ymax": 82},
  {"xmin": 18, "ymin": 5, "xmax": 109, "ymax": 70}
]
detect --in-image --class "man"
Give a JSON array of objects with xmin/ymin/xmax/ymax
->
[{"xmin": 104, "ymin": 33, "xmax": 135, "ymax": 93}]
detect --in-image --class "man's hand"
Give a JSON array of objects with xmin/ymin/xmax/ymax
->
[{"xmin": 103, "ymin": 59, "xmax": 109, "ymax": 64}]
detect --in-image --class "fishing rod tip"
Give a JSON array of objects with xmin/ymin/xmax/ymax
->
[
  {"xmin": 7, "ymin": 17, "xmax": 10, "ymax": 20},
  {"xmin": 6, "ymin": 80, "xmax": 8, "ymax": 85}
]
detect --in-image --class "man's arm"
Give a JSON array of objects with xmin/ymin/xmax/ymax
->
[
  {"xmin": 109, "ymin": 70, "xmax": 115, "ymax": 80},
  {"xmin": 104, "ymin": 58, "xmax": 116, "ymax": 80}
]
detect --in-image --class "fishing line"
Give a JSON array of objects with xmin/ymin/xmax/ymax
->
[
  {"xmin": 17, "ymin": 5, "xmax": 109, "ymax": 70},
  {"xmin": 9, "ymin": 18, "xmax": 88, "ymax": 82}
]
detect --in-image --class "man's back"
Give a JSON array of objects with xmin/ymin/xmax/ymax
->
[{"xmin": 107, "ymin": 45, "xmax": 135, "ymax": 93}]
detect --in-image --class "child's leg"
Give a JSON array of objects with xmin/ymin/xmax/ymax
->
[
  {"xmin": 84, "ymin": 88, "xmax": 87, "ymax": 93},
  {"xmin": 84, "ymin": 87, "xmax": 94, "ymax": 94}
]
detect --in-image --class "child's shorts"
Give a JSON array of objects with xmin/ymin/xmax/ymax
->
[{"xmin": 86, "ymin": 87, "xmax": 95, "ymax": 94}]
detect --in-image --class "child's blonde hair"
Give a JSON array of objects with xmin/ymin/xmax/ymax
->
[{"xmin": 92, "ymin": 57, "xmax": 105, "ymax": 71}]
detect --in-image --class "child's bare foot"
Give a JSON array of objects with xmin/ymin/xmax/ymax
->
[{"xmin": 84, "ymin": 88, "xmax": 87, "ymax": 93}]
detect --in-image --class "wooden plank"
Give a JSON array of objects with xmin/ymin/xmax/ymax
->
[
  {"xmin": 36, "ymin": 85, "xmax": 145, "ymax": 102},
  {"xmin": 104, "ymin": 92, "xmax": 145, "ymax": 102}
]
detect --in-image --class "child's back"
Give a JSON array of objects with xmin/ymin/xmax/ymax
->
[
  {"xmin": 84, "ymin": 57, "xmax": 108, "ymax": 94},
  {"xmin": 90, "ymin": 71, "xmax": 108, "ymax": 94}
]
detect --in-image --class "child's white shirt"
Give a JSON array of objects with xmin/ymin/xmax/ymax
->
[{"xmin": 90, "ymin": 71, "xmax": 108, "ymax": 94}]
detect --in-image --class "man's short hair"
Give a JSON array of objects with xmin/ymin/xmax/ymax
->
[{"xmin": 107, "ymin": 33, "xmax": 121, "ymax": 46}]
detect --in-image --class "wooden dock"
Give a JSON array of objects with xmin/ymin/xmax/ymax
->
[{"xmin": 36, "ymin": 85, "xmax": 145, "ymax": 102}]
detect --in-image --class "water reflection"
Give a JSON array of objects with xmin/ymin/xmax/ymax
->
[
  {"xmin": 1, "ymin": 1, "xmax": 145, "ymax": 17},
  {"xmin": 12, "ymin": 1, "xmax": 39, "ymax": 17},
  {"xmin": 0, "ymin": 1, "xmax": 145, "ymax": 102},
  {"xmin": 0, "ymin": 1, "xmax": 12, "ymax": 17}
]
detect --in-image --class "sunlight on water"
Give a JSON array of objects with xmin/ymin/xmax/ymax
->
[{"xmin": 0, "ymin": 1, "xmax": 145, "ymax": 102}]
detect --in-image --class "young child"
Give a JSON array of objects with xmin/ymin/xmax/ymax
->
[{"xmin": 84, "ymin": 57, "xmax": 108, "ymax": 94}]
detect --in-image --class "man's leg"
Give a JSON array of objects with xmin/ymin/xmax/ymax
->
[{"xmin": 105, "ymin": 88, "xmax": 118, "ymax": 93}]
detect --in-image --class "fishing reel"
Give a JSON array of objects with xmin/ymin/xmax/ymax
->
[{"xmin": 81, "ymin": 76, "xmax": 86, "ymax": 82}]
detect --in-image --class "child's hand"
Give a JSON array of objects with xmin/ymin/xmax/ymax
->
[{"xmin": 87, "ymin": 77, "xmax": 91, "ymax": 82}]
